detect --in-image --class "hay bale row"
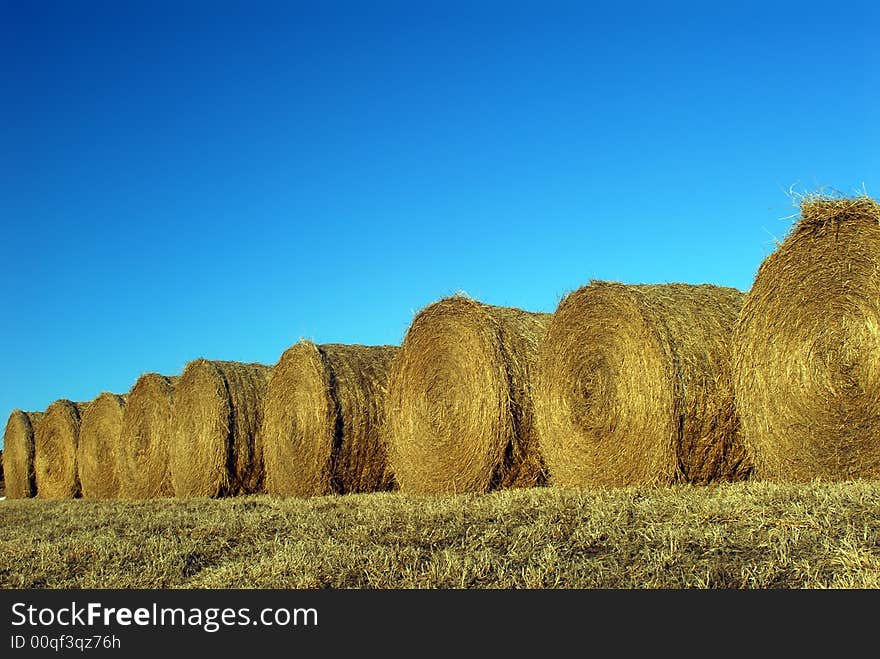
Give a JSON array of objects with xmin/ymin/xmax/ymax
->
[
  {"xmin": 14, "ymin": 197, "xmax": 879, "ymax": 497},
  {"xmin": 170, "ymin": 359, "xmax": 271, "ymax": 497},
  {"xmin": 119, "ymin": 373, "xmax": 177, "ymax": 498},
  {"xmin": 535, "ymin": 281, "xmax": 752, "ymax": 487},
  {"xmin": 734, "ymin": 196, "xmax": 880, "ymax": 481},
  {"xmin": 384, "ymin": 296, "xmax": 552, "ymax": 494},
  {"xmin": 3, "ymin": 410, "xmax": 43, "ymax": 498},
  {"xmin": 262, "ymin": 341, "xmax": 398, "ymax": 497}
]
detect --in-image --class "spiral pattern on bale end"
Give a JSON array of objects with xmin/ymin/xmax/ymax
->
[
  {"xmin": 2, "ymin": 410, "xmax": 43, "ymax": 498},
  {"xmin": 170, "ymin": 359, "xmax": 271, "ymax": 497},
  {"xmin": 384, "ymin": 296, "xmax": 551, "ymax": 494},
  {"xmin": 262, "ymin": 341, "xmax": 398, "ymax": 497},
  {"xmin": 77, "ymin": 392, "xmax": 127, "ymax": 499},
  {"xmin": 119, "ymin": 373, "xmax": 178, "ymax": 498},
  {"xmin": 536, "ymin": 281, "xmax": 751, "ymax": 487},
  {"xmin": 734, "ymin": 196, "xmax": 880, "ymax": 481},
  {"xmin": 34, "ymin": 399, "xmax": 88, "ymax": 499}
]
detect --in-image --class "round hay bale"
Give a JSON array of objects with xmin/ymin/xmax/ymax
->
[
  {"xmin": 262, "ymin": 341, "xmax": 398, "ymax": 497},
  {"xmin": 170, "ymin": 359, "xmax": 271, "ymax": 497},
  {"xmin": 34, "ymin": 399, "xmax": 87, "ymax": 499},
  {"xmin": 535, "ymin": 281, "xmax": 751, "ymax": 487},
  {"xmin": 2, "ymin": 410, "xmax": 44, "ymax": 498},
  {"xmin": 733, "ymin": 196, "xmax": 880, "ymax": 481},
  {"xmin": 118, "ymin": 373, "xmax": 178, "ymax": 498},
  {"xmin": 77, "ymin": 392, "xmax": 127, "ymax": 499},
  {"xmin": 385, "ymin": 295, "xmax": 552, "ymax": 494}
]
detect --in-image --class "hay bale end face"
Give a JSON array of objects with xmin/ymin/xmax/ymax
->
[
  {"xmin": 262, "ymin": 341, "xmax": 398, "ymax": 497},
  {"xmin": 2, "ymin": 410, "xmax": 44, "ymax": 498},
  {"xmin": 119, "ymin": 373, "xmax": 177, "ymax": 498},
  {"xmin": 77, "ymin": 392, "xmax": 127, "ymax": 499},
  {"xmin": 536, "ymin": 281, "xmax": 751, "ymax": 487},
  {"xmin": 385, "ymin": 296, "xmax": 551, "ymax": 494},
  {"xmin": 170, "ymin": 359, "xmax": 271, "ymax": 497},
  {"xmin": 734, "ymin": 196, "xmax": 880, "ymax": 481},
  {"xmin": 34, "ymin": 399, "xmax": 87, "ymax": 499}
]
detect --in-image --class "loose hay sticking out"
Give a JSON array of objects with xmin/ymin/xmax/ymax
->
[
  {"xmin": 170, "ymin": 359, "xmax": 271, "ymax": 497},
  {"xmin": 385, "ymin": 296, "xmax": 552, "ymax": 494},
  {"xmin": 77, "ymin": 392, "xmax": 127, "ymax": 499},
  {"xmin": 2, "ymin": 410, "xmax": 43, "ymax": 498},
  {"xmin": 535, "ymin": 281, "xmax": 751, "ymax": 487},
  {"xmin": 34, "ymin": 399, "xmax": 87, "ymax": 499},
  {"xmin": 262, "ymin": 341, "xmax": 398, "ymax": 497},
  {"xmin": 734, "ymin": 195, "xmax": 880, "ymax": 481},
  {"xmin": 119, "ymin": 373, "xmax": 178, "ymax": 498}
]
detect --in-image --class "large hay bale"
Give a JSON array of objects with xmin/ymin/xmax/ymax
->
[
  {"xmin": 262, "ymin": 341, "xmax": 398, "ymax": 497},
  {"xmin": 34, "ymin": 399, "xmax": 87, "ymax": 499},
  {"xmin": 535, "ymin": 281, "xmax": 751, "ymax": 487},
  {"xmin": 118, "ymin": 373, "xmax": 178, "ymax": 498},
  {"xmin": 733, "ymin": 196, "xmax": 880, "ymax": 481},
  {"xmin": 170, "ymin": 359, "xmax": 271, "ymax": 497},
  {"xmin": 385, "ymin": 295, "xmax": 552, "ymax": 494},
  {"xmin": 77, "ymin": 392, "xmax": 127, "ymax": 499},
  {"xmin": 2, "ymin": 410, "xmax": 44, "ymax": 498}
]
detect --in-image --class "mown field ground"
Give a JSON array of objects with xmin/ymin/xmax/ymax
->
[{"xmin": 1, "ymin": 480, "xmax": 878, "ymax": 588}]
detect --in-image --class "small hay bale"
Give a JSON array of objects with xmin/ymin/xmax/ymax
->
[
  {"xmin": 535, "ymin": 281, "xmax": 751, "ymax": 487},
  {"xmin": 2, "ymin": 410, "xmax": 44, "ymax": 498},
  {"xmin": 733, "ymin": 195, "xmax": 880, "ymax": 481},
  {"xmin": 262, "ymin": 341, "xmax": 398, "ymax": 497},
  {"xmin": 384, "ymin": 295, "xmax": 552, "ymax": 494},
  {"xmin": 170, "ymin": 359, "xmax": 271, "ymax": 497},
  {"xmin": 118, "ymin": 373, "xmax": 178, "ymax": 498},
  {"xmin": 77, "ymin": 392, "xmax": 127, "ymax": 499},
  {"xmin": 34, "ymin": 399, "xmax": 87, "ymax": 499}
]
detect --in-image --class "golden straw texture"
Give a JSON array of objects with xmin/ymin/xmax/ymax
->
[
  {"xmin": 262, "ymin": 341, "xmax": 398, "ymax": 497},
  {"xmin": 170, "ymin": 360, "xmax": 271, "ymax": 497},
  {"xmin": 119, "ymin": 373, "xmax": 177, "ymax": 498},
  {"xmin": 385, "ymin": 296, "xmax": 551, "ymax": 494},
  {"xmin": 536, "ymin": 281, "xmax": 751, "ymax": 487},
  {"xmin": 2, "ymin": 410, "xmax": 43, "ymax": 498},
  {"xmin": 34, "ymin": 399, "xmax": 87, "ymax": 499},
  {"xmin": 734, "ymin": 196, "xmax": 880, "ymax": 481},
  {"xmin": 77, "ymin": 392, "xmax": 127, "ymax": 499}
]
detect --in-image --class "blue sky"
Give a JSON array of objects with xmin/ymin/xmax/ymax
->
[{"xmin": 2, "ymin": 1, "xmax": 877, "ymax": 436}]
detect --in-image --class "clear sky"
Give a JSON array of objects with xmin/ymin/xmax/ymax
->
[{"xmin": 2, "ymin": 1, "xmax": 877, "ymax": 438}]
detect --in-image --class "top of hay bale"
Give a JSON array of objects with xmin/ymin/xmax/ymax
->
[{"xmin": 790, "ymin": 194, "xmax": 880, "ymax": 235}]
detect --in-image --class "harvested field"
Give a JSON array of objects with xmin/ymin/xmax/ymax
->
[
  {"xmin": 385, "ymin": 296, "xmax": 551, "ymax": 494},
  {"xmin": 262, "ymin": 341, "xmax": 398, "ymax": 497},
  {"xmin": 1, "ymin": 481, "xmax": 878, "ymax": 588}
]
